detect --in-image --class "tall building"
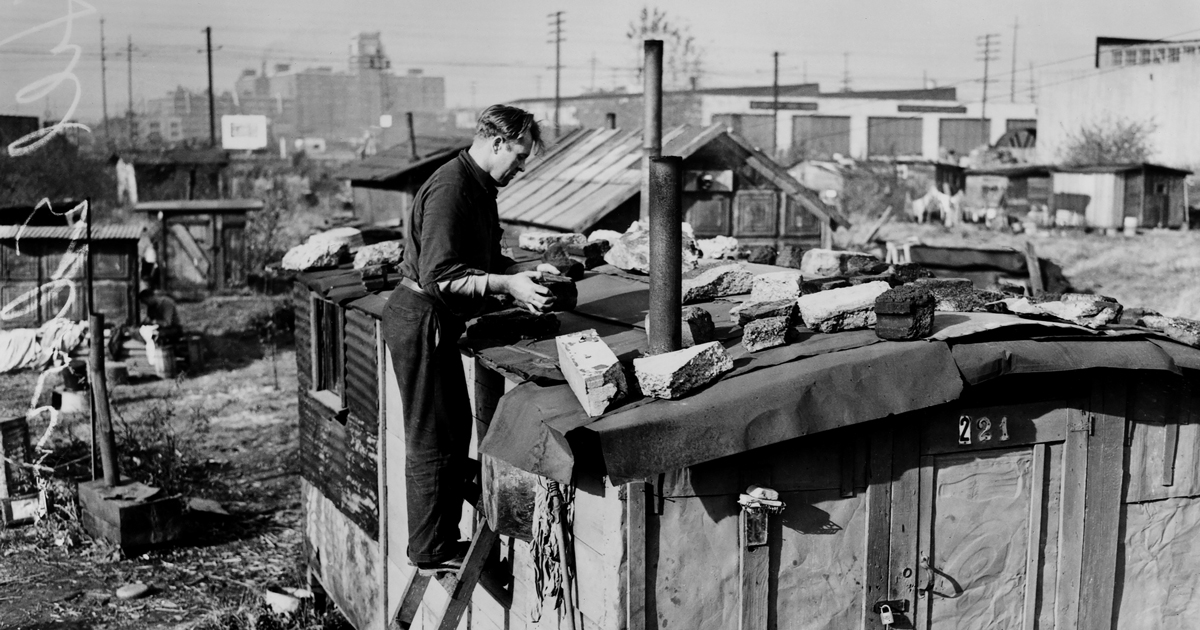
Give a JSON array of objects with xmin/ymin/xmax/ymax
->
[
  {"xmin": 142, "ymin": 86, "xmax": 236, "ymax": 147},
  {"xmin": 236, "ymin": 32, "xmax": 446, "ymax": 147}
]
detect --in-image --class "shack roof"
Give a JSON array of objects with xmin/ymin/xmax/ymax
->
[
  {"xmin": 295, "ymin": 262, "xmax": 1200, "ymax": 485},
  {"xmin": 1055, "ymin": 163, "xmax": 1193, "ymax": 176},
  {"xmin": 115, "ymin": 148, "xmax": 230, "ymax": 166},
  {"xmin": 338, "ymin": 137, "xmax": 471, "ymax": 185},
  {"xmin": 496, "ymin": 123, "xmax": 849, "ymax": 233},
  {"xmin": 966, "ymin": 165, "xmax": 1053, "ymax": 178},
  {"xmin": 133, "ymin": 199, "xmax": 265, "ymax": 214},
  {"xmin": 0, "ymin": 224, "xmax": 141, "ymax": 241}
]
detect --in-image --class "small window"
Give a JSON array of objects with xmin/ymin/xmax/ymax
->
[
  {"xmin": 1140, "ymin": 49, "xmax": 1152, "ymax": 64},
  {"xmin": 312, "ymin": 297, "xmax": 345, "ymax": 407},
  {"xmin": 1111, "ymin": 51, "xmax": 1123, "ymax": 66},
  {"xmin": 1126, "ymin": 50, "xmax": 1139, "ymax": 65},
  {"xmin": 1185, "ymin": 46, "xmax": 1196, "ymax": 56},
  {"xmin": 1153, "ymin": 48, "xmax": 1165, "ymax": 64},
  {"xmin": 1169, "ymin": 47, "xmax": 1181, "ymax": 63}
]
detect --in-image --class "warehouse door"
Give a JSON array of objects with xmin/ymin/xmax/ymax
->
[{"xmin": 914, "ymin": 403, "xmax": 1068, "ymax": 630}]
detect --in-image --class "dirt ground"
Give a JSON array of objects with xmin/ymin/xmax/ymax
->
[{"xmin": 0, "ymin": 297, "xmax": 349, "ymax": 630}]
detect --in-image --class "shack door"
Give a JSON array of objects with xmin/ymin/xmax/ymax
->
[{"xmin": 914, "ymin": 402, "xmax": 1068, "ymax": 630}]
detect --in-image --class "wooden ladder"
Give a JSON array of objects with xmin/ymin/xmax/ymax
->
[{"xmin": 393, "ymin": 523, "xmax": 502, "ymax": 630}]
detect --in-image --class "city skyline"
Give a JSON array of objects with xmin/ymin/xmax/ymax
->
[{"xmin": 2, "ymin": 0, "xmax": 1198, "ymax": 126}]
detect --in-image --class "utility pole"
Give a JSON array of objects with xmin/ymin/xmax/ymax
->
[
  {"xmin": 1010, "ymin": 18, "xmax": 1019, "ymax": 103},
  {"xmin": 547, "ymin": 11, "xmax": 564, "ymax": 137},
  {"xmin": 205, "ymin": 27, "xmax": 217, "ymax": 148},
  {"xmin": 100, "ymin": 19, "xmax": 109, "ymax": 143},
  {"xmin": 772, "ymin": 51, "xmax": 780, "ymax": 157},
  {"xmin": 1028, "ymin": 61, "xmax": 1036, "ymax": 104},
  {"xmin": 126, "ymin": 35, "xmax": 134, "ymax": 149},
  {"xmin": 842, "ymin": 52, "xmax": 851, "ymax": 92},
  {"xmin": 976, "ymin": 33, "xmax": 1000, "ymax": 149},
  {"xmin": 590, "ymin": 53, "xmax": 598, "ymax": 93}
]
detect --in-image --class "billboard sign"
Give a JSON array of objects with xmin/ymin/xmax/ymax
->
[{"xmin": 221, "ymin": 115, "xmax": 269, "ymax": 150}]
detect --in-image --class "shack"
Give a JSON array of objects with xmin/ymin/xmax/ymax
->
[
  {"xmin": 1052, "ymin": 164, "xmax": 1191, "ymax": 230},
  {"xmin": 496, "ymin": 124, "xmax": 848, "ymax": 249},
  {"xmin": 0, "ymin": 225, "xmax": 140, "ymax": 329},
  {"xmin": 339, "ymin": 137, "xmax": 471, "ymax": 227},
  {"xmin": 133, "ymin": 199, "xmax": 264, "ymax": 292},
  {"xmin": 293, "ymin": 262, "xmax": 1200, "ymax": 630},
  {"xmin": 118, "ymin": 148, "xmax": 231, "ymax": 202},
  {"xmin": 964, "ymin": 165, "xmax": 1052, "ymax": 218}
]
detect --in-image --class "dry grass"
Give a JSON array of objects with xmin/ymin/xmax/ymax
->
[{"xmin": 874, "ymin": 223, "xmax": 1200, "ymax": 320}]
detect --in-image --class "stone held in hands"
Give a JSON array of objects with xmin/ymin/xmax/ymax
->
[
  {"xmin": 742, "ymin": 315, "xmax": 792, "ymax": 352},
  {"xmin": 633, "ymin": 341, "xmax": 735, "ymax": 400},
  {"xmin": 795, "ymin": 281, "xmax": 891, "ymax": 333},
  {"xmin": 556, "ymin": 329, "xmax": 628, "ymax": 417},
  {"xmin": 682, "ymin": 263, "xmax": 754, "ymax": 304},
  {"xmin": 874, "ymin": 284, "xmax": 935, "ymax": 341}
]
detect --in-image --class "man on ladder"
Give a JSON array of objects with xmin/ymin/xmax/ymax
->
[{"xmin": 382, "ymin": 104, "xmax": 558, "ymax": 576}]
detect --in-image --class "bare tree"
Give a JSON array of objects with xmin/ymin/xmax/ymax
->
[
  {"xmin": 626, "ymin": 7, "xmax": 705, "ymax": 90},
  {"xmin": 1060, "ymin": 117, "xmax": 1156, "ymax": 166}
]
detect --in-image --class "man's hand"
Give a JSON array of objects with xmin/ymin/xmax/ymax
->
[{"xmin": 491, "ymin": 271, "xmax": 555, "ymax": 313}]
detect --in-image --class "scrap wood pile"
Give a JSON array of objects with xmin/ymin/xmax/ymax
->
[{"xmin": 476, "ymin": 221, "xmax": 1200, "ymax": 419}]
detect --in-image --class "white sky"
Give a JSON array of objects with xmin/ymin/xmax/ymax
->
[{"xmin": 2, "ymin": 0, "xmax": 1199, "ymax": 124}]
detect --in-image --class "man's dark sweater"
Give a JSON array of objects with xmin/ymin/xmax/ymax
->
[{"xmin": 398, "ymin": 150, "xmax": 516, "ymax": 320}]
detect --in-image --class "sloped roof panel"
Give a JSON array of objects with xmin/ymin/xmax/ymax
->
[{"xmin": 0, "ymin": 225, "xmax": 141, "ymax": 241}]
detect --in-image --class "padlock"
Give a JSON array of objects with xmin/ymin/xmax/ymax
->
[{"xmin": 879, "ymin": 604, "xmax": 894, "ymax": 626}]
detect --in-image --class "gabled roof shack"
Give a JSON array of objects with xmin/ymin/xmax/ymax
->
[
  {"xmin": 1055, "ymin": 163, "xmax": 1193, "ymax": 176},
  {"xmin": 338, "ymin": 136, "xmax": 472, "ymax": 187},
  {"xmin": 497, "ymin": 123, "xmax": 848, "ymax": 233}
]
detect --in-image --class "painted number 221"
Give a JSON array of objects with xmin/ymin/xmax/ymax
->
[{"xmin": 958, "ymin": 415, "xmax": 1010, "ymax": 445}]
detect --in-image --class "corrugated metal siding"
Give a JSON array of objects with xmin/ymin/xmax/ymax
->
[
  {"xmin": 344, "ymin": 310, "xmax": 378, "ymax": 429},
  {"xmin": 295, "ymin": 285, "xmax": 380, "ymax": 539}
]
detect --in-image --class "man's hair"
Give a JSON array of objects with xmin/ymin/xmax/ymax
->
[{"xmin": 476, "ymin": 104, "xmax": 543, "ymax": 152}]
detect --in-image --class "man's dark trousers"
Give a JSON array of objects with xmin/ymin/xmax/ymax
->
[{"xmin": 382, "ymin": 284, "xmax": 472, "ymax": 565}]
